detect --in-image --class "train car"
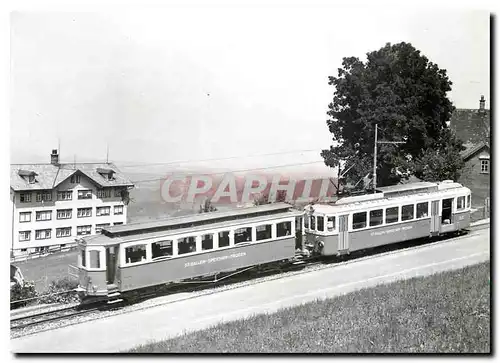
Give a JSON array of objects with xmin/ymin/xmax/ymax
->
[
  {"xmin": 304, "ymin": 180, "xmax": 472, "ymax": 256},
  {"xmin": 75, "ymin": 203, "xmax": 304, "ymax": 302}
]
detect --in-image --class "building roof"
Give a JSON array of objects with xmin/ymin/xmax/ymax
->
[
  {"xmin": 10, "ymin": 162, "xmax": 134, "ymax": 191},
  {"xmin": 460, "ymin": 141, "xmax": 490, "ymax": 161},
  {"xmin": 450, "ymin": 108, "xmax": 490, "ymax": 146}
]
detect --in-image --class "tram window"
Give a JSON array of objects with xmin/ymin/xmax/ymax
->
[
  {"xmin": 152, "ymin": 240, "xmax": 172, "ymax": 259},
  {"xmin": 202, "ymin": 234, "xmax": 214, "ymax": 251},
  {"xmin": 89, "ymin": 250, "xmax": 100, "ymax": 268},
  {"xmin": 234, "ymin": 227, "xmax": 252, "ymax": 244},
  {"xmin": 386, "ymin": 207, "xmax": 399, "ymax": 224},
  {"xmin": 317, "ymin": 216, "xmax": 324, "ymax": 232},
  {"xmin": 327, "ymin": 216, "xmax": 336, "ymax": 231},
  {"xmin": 416, "ymin": 202, "xmax": 429, "ymax": 218},
  {"xmin": 304, "ymin": 216, "xmax": 309, "ymax": 228},
  {"xmin": 402, "ymin": 204, "xmax": 414, "ymax": 221},
  {"xmin": 277, "ymin": 221, "xmax": 292, "ymax": 237},
  {"xmin": 81, "ymin": 250, "xmax": 86, "ymax": 267},
  {"xmin": 295, "ymin": 218, "xmax": 302, "ymax": 231},
  {"xmin": 125, "ymin": 245, "xmax": 147, "ymax": 263},
  {"xmin": 467, "ymin": 195, "xmax": 471, "ymax": 208},
  {"xmin": 352, "ymin": 212, "xmax": 367, "ymax": 230},
  {"xmin": 310, "ymin": 216, "xmax": 316, "ymax": 230},
  {"xmin": 218, "ymin": 231, "xmax": 230, "ymax": 248},
  {"xmin": 178, "ymin": 237, "xmax": 197, "ymax": 255},
  {"xmin": 457, "ymin": 196, "xmax": 465, "ymax": 210},
  {"xmin": 369, "ymin": 209, "xmax": 383, "ymax": 226},
  {"xmin": 256, "ymin": 224, "xmax": 272, "ymax": 241}
]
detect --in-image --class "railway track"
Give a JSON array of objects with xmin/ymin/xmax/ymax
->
[{"xmin": 11, "ymin": 223, "xmax": 487, "ymax": 335}]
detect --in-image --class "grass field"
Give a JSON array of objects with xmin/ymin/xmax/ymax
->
[{"xmin": 129, "ymin": 261, "xmax": 490, "ymax": 353}]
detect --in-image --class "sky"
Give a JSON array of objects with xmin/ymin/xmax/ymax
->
[{"xmin": 9, "ymin": 7, "xmax": 490, "ymax": 176}]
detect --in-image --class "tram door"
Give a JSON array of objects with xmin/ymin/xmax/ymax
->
[
  {"xmin": 338, "ymin": 214, "xmax": 349, "ymax": 254},
  {"xmin": 106, "ymin": 246, "xmax": 118, "ymax": 284},
  {"xmin": 430, "ymin": 200, "xmax": 440, "ymax": 235}
]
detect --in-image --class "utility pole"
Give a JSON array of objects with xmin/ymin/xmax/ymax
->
[{"xmin": 373, "ymin": 123, "xmax": 406, "ymax": 193}]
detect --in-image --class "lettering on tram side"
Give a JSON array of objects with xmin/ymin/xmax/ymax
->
[
  {"xmin": 370, "ymin": 225, "xmax": 413, "ymax": 237},
  {"xmin": 184, "ymin": 252, "xmax": 247, "ymax": 268}
]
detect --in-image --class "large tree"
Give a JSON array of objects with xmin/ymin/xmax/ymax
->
[{"xmin": 321, "ymin": 42, "xmax": 465, "ymax": 189}]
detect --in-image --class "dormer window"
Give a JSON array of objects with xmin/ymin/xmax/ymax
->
[
  {"xmin": 97, "ymin": 168, "xmax": 115, "ymax": 181},
  {"xmin": 18, "ymin": 169, "xmax": 37, "ymax": 184},
  {"xmin": 70, "ymin": 174, "xmax": 81, "ymax": 184}
]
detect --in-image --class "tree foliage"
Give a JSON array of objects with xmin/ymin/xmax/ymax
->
[{"xmin": 321, "ymin": 42, "xmax": 465, "ymax": 189}]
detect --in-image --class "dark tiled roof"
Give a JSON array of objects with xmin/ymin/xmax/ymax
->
[
  {"xmin": 10, "ymin": 162, "xmax": 134, "ymax": 191},
  {"xmin": 450, "ymin": 108, "xmax": 490, "ymax": 145},
  {"xmin": 460, "ymin": 142, "xmax": 490, "ymax": 161}
]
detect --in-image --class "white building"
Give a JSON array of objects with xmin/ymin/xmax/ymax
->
[{"xmin": 10, "ymin": 150, "xmax": 134, "ymax": 257}]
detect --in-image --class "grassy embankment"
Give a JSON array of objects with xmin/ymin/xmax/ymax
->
[{"xmin": 130, "ymin": 261, "xmax": 490, "ymax": 353}]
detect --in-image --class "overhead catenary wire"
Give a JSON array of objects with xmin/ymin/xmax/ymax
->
[
  {"xmin": 116, "ymin": 148, "xmax": 322, "ymax": 168},
  {"xmin": 129, "ymin": 160, "xmax": 330, "ymax": 184}
]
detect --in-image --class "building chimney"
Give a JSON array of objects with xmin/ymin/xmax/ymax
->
[
  {"xmin": 479, "ymin": 95, "xmax": 486, "ymax": 111},
  {"xmin": 51, "ymin": 149, "xmax": 59, "ymax": 165}
]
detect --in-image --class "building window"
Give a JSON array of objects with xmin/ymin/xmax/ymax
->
[
  {"xmin": 78, "ymin": 189, "xmax": 92, "ymax": 200},
  {"xmin": 115, "ymin": 188, "xmax": 123, "ymax": 197},
  {"xmin": 480, "ymin": 159, "xmax": 489, "ymax": 174},
  {"xmin": 97, "ymin": 189, "xmax": 111, "ymax": 198},
  {"xmin": 36, "ymin": 210, "xmax": 52, "ymax": 221},
  {"xmin": 77, "ymin": 225, "xmax": 92, "ymax": 236},
  {"xmin": 19, "ymin": 231, "xmax": 31, "ymax": 241},
  {"xmin": 152, "ymin": 240, "xmax": 173, "ymax": 259},
  {"xmin": 369, "ymin": 209, "xmax": 383, "ymax": 227},
  {"xmin": 36, "ymin": 191, "xmax": 52, "ymax": 202},
  {"xmin": 20, "ymin": 193, "xmax": 32, "ymax": 203},
  {"xmin": 114, "ymin": 222, "xmax": 123, "ymax": 225},
  {"xmin": 96, "ymin": 206, "xmax": 111, "ymax": 216},
  {"xmin": 114, "ymin": 205, "xmax": 124, "ymax": 215},
  {"xmin": 35, "ymin": 246, "xmax": 49, "ymax": 253},
  {"xmin": 218, "ymin": 231, "xmax": 230, "ymax": 248},
  {"xmin": 402, "ymin": 204, "xmax": 415, "ymax": 221},
  {"xmin": 56, "ymin": 227, "xmax": 72, "ymax": 238},
  {"xmin": 457, "ymin": 196, "xmax": 466, "ymax": 210},
  {"xmin": 57, "ymin": 209, "xmax": 72, "ymax": 219},
  {"xmin": 202, "ymin": 234, "xmax": 214, "ymax": 250},
  {"xmin": 416, "ymin": 202, "xmax": 429, "ymax": 218},
  {"xmin": 35, "ymin": 229, "xmax": 51, "ymax": 240},
  {"xmin": 19, "ymin": 212, "xmax": 31, "ymax": 223},
  {"xmin": 57, "ymin": 191, "xmax": 73, "ymax": 201},
  {"xmin": 21, "ymin": 249, "xmax": 27, "ymax": 252},
  {"xmin": 77, "ymin": 208, "xmax": 92, "ymax": 218},
  {"xmin": 28, "ymin": 175, "xmax": 36, "ymax": 184},
  {"xmin": 256, "ymin": 225, "xmax": 272, "ymax": 241},
  {"xmin": 234, "ymin": 227, "xmax": 252, "ymax": 244},
  {"xmin": 327, "ymin": 216, "xmax": 336, "ymax": 231},
  {"xmin": 178, "ymin": 236, "xmax": 197, "ymax": 254},
  {"xmin": 70, "ymin": 175, "xmax": 81, "ymax": 184},
  {"xmin": 277, "ymin": 221, "xmax": 292, "ymax": 237},
  {"xmin": 385, "ymin": 207, "xmax": 399, "ymax": 224},
  {"xmin": 125, "ymin": 245, "xmax": 147, "ymax": 263},
  {"xmin": 353, "ymin": 212, "xmax": 367, "ymax": 230},
  {"xmin": 95, "ymin": 223, "xmax": 111, "ymax": 233}
]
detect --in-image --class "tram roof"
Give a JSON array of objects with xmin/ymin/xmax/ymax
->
[
  {"xmin": 375, "ymin": 181, "xmax": 438, "ymax": 195},
  {"xmin": 103, "ymin": 202, "xmax": 296, "ymax": 236},
  {"xmin": 80, "ymin": 209, "xmax": 303, "ymax": 246}
]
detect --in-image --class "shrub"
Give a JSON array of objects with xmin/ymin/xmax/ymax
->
[
  {"xmin": 10, "ymin": 281, "xmax": 38, "ymax": 310},
  {"xmin": 38, "ymin": 277, "xmax": 80, "ymax": 304}
]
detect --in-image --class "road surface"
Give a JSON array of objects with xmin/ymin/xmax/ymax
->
[{"xmin": 12, "ymin": 227, "xmax": 490, "ymax": 353}]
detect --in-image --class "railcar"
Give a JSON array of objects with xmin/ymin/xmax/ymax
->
[
  {"xmin": 75, "ymin": 180, "xmax": 472, "ymax": 303},
  {"xmin": 304, "ymin": 180, "xmax": 472, "ymax": 256},
  {"xmin": 75, "ymin": 203, "xmax": 304, "ymax": 302}
]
